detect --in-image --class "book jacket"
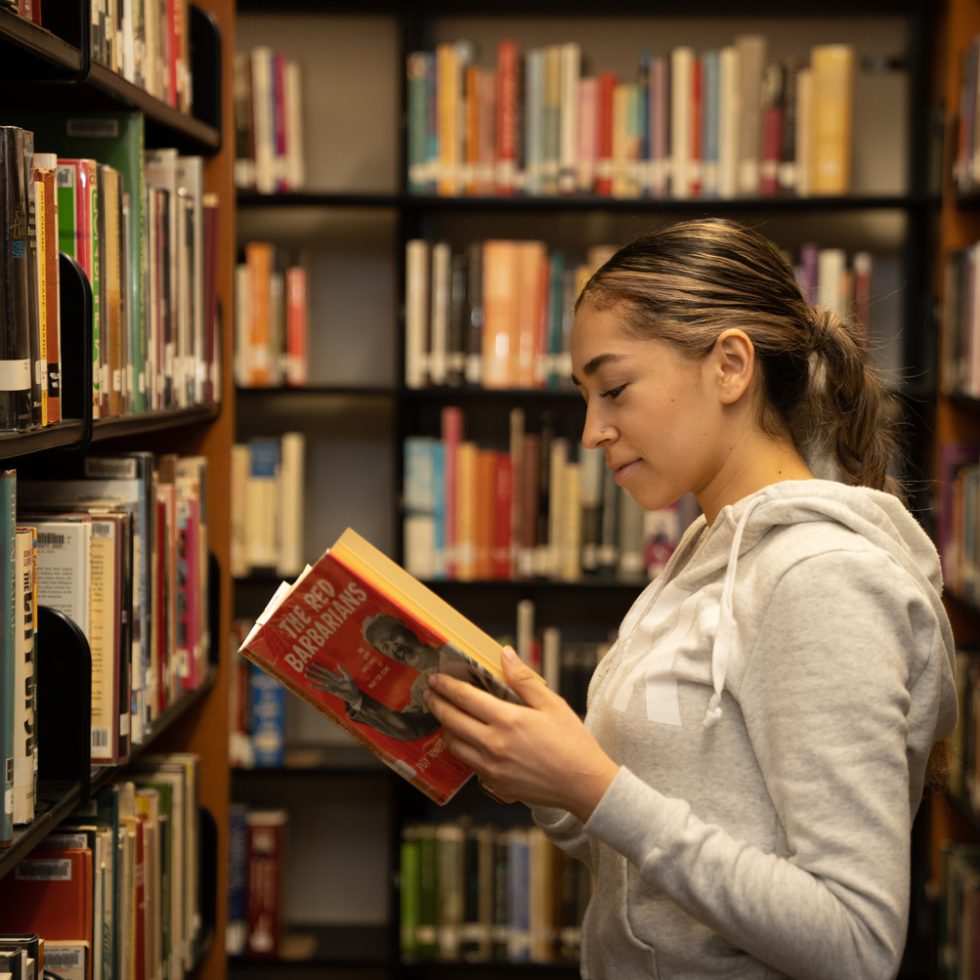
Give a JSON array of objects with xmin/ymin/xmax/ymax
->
[{"xmin": 240, "ymin": 531, "xmax": 516, "ymax": 804}]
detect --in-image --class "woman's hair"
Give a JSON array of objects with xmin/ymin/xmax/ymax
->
[
  {"xmin": 577, "ymin": 217, "xmax": 903, "ymax": 499},
  {"xmin": 578, "ymin": 218, "xmax": 960, "ymax": 785}
]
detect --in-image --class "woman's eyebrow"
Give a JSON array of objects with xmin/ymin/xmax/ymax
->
[{"xmin": 571, "ymin": 352, "xmax": 626, "ymax": 387}]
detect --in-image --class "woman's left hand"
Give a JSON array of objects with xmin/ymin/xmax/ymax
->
[{"xmin": 423, "ymin": 646, "xmax": 620, "ymax": 822}]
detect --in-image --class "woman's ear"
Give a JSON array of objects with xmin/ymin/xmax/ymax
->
[{"xmin": 713, "ymin": 329, "xmax": 755, "ymax": 405}]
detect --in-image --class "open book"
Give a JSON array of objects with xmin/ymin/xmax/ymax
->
[{"xmin": 239, "ymin": 527, "xmax": 518, "ymax": 804}]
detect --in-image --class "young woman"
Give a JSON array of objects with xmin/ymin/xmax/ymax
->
[{"xmin": 422, "ymin": 218, "xmax": 958, "ymax": 979}]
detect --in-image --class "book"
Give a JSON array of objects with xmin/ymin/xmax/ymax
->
[
  {"xmin": 238, "ymin": 527, "xmax": 520, "ymax": 804},
  {"xmin": 0, "ymin": 847, "xmax": 94, "ymax": 980},
  {"xmin": 0, "ymin": 470, "xmax": 16, "ymax": 845},
  {"xmin": 32, "ymin": 151, "xmax": 60, "ymax": 425},
  {"xmin": 12, "ymin": 525, "xmax": 36, "ymax": 826},
  {"xmin": 244, "ymin": 808, "xmax": 287, "ymax": 958},
  {"xmin": 0, "ymin": 127, "xmax": 37, "ymax": 432},
  {"xmin": 16, "ymin": 111, "xmax": 148, "ymax": 414}
]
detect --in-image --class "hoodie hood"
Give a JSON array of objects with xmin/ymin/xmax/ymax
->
[{"xmin": 611, "ymin": 479, "xmax": 956, "ymax": 730}]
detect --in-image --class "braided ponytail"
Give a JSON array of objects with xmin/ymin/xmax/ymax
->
[{"xmin": 802, "ymin": 307, "xmax": 904, "ymax": 500}]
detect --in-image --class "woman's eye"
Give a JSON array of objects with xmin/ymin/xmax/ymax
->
[{"xmin": 600, "ymin": 384, "xmax": 627, "ymax": 400}]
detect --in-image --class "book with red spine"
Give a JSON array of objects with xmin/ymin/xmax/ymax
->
[
  {"xmin": 595, "ymin": 71, "xmax": 617, "ymax": 197},
  {"xmin": 495, "ymin": 39, "xmax": 519, "ymax": 195}
]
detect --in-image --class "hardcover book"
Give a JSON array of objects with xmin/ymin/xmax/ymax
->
[{"xmin": 239, "ymin": 527, "xmax": 519, "ymax": 804}]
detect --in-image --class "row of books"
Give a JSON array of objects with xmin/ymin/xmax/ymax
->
[
  {"xmin": 1, "ymin": 451, "xmax": 210, "ymax": 843},
  {"xmin": 942, "ymin": 244, "xmax": 980, "ymax": 398},
  {"xmin": 937, "ymin": 446, "xmax": 980, "ymax": 602},
  {"xmin": 954, "ymin": 35, "xmax": 980, "ymax": 195},
  {"xmin": 407, "ymin": 36, "xmax": 855, "ymax": 199},
  {"xmin": 234, "ymin": 242, "xmax": 309, "ymax": 389},
  {"xmin": 229, "ymin": 434, "xmax": 306, "ymax": 580},
  {"xmin": 90, "ymin": 0, "xmax": 193, "ymax": 114},
  {"xmin": 939, "ymin": 840, "xmax": 980, "ymax": 980},
  {"xmin": 399, "ymin": 820, "xmax": 589, "ymax": 965},
  {"xmin": 403, "ymin": 406, "xmax": 697, "ymax": 583},
  {"xmin": 233, "ymin": 47, "xmax": 305, "ymax": 195},
  {"xmin": 405, "ymin": 238, "xmax": 613, "ymax": 391},
  {"xmin": 226, "ymin": 804, "xmax": 288, "ymax": 958},
  {"xmin": 405, "ymin": 237, "xmax": 882, "ymax": 393},
  {"xmin": 0, "ymin": 115, "xmax": 221, "ymax": 432},
  {"xmin": 950, "ymin": 649, "xmax": 980, "ymax": 818},
  {"xmin": 0, "ymin": 754, "xmax": 201, "ymax": 980}
]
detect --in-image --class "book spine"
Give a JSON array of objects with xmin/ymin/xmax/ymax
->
[
  {"xmin": 0, "ymin": 471, "xmax": 15, "ymax": 844},
  {"xmin": 13, "ymin": 525, "xmax": 35, "ymax": 826},
  {"xmin": 0, "ymin": 128, "xmax": 35, "ymax": 431},
  {"xmin": 405, "ymin": 239, "xmax": 430, "ymax": 389},
  {"xmin": 809, "ymin": 43, "xmax": 855, "ymax": 196},
  {"xmin": 245, "ymin": 810, "xmax": 287, "ymax": 957},
  {"xmin": 495, "ymin": 40, "xmax": 519, "ymax": 195}
]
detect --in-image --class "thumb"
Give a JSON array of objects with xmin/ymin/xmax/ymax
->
[{"xmin": 501, "ymin": 645, "xmax": 550, "ymax": 707}]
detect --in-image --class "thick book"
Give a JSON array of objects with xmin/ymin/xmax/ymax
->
[{"xmin": 239, "ymin": 527, "xmax": 519, "ymax": 805}]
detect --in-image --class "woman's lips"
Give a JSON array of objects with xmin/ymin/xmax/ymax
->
[{"xmin": 612, "ymin": 459, "xmax": 641, "ymax": 485}]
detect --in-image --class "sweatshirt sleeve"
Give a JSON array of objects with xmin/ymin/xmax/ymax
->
[
  {"xmin": 531, "ymin": 805, "xmax": 593, "ymax": 869},
  {"xmin": 583, "ymin": 549, "xmax": 922, "ymax": 980}
]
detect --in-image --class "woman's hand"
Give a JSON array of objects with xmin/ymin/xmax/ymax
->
[{"xmin": 423, "ymin": 646, "xmax": 620, "ymax": 823}]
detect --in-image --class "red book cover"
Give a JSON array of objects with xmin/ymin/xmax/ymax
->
[
  {"xmin": 441, "ymin": 406, "xmax": 463, "ymax": 579},
  {"xmin": 284, "ymin": 265, "xmax": 308, "ymax": 386},
  {"xmin": 595, "ymin": 71, "xmax": 617, "ymax": 197},
  {"xmin": 245, "ymin": 810, "xmax": 286, "ymax": 957},
  {"xmin": 155, "ymin": 492, "xmax": 168, "ymax": 714},
  {"xmin": 134, "ymin": 814, "xmax": 147, "ymax": 980},
  {"xmin": 495, "ymin": 39, "xmax": 519, "ymax": 195},
  {"xmin": 238, "ymin": 528, "xmax": 520, "ymax": 805},
  {"xmin": 202, "ymin": 194, "xmax": 219, "ymax": 403},
  {"xmin": 59, "ymin": 158, "xmax": 92, "ymax": 279},
  {"xmin": 176, "ymin": 480, "xmax": 201, "ymax": 690},
  {"xmin": 0, "ymin": 847, "xmax": 94, "ymax": 980}
]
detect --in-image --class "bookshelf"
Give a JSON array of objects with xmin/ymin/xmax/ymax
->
[
  {"xmin": 230, "ymin": 1, "xmax": 942, "ymax": 977},
  {"xmin": 929, "ymin": 0, "xmax": 980, "ymax": 973},
  {"xmin": 0, "ymin": 2, "xmax": 236, "ymax": 979}
]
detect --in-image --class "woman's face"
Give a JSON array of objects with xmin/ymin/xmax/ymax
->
[{"xmin": 571, "ymin": 301, "xmax": 726, "ymax": 513}]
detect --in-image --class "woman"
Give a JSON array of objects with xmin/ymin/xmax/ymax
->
[{"xmin": 423, "ymin": 218, "xmax": 958, "ymax": 979}]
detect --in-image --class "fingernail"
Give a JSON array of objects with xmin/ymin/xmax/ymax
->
[{"xmin": 502, "ymin": 646, "xmax": 517, "ymax": 662}]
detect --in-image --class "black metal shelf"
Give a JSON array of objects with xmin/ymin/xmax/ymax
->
[
  {"xmin": 236, "ymin": 384, "xmax": 399, "ymax": 399},
  {"xmin": 0, "ymin": 421, "xmax": 86, "ymax": 461},
  {"xmin": 236, "ymin": 189, "xmax": 930, "ymax": 214},
  {"xmin": 0, "ymin": 7, "xmax": 82, "ymax": 77},
  {"xmin": 237, "ymin": 190, "xmax": 402, "ymax": 209},
  {"xmin": 0, "ymin": 657, "xmax": 218, "ymax": 882},
  {"xmin": 403, "ymin": 192, "xmax": 929, "ymax": 214},
  {"xmin": 90, "ymin": 404, "xmax": 220, "ymax": 442},
  {"xmin": 229, "ymin": 923, "xmax": 390, "ymax": 969}
]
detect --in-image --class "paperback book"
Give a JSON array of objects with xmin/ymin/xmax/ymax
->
[{"xmin": 239, "ymin": 527, "xmax": 518, "ymax": 804}]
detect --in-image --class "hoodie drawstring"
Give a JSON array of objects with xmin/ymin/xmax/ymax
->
[{"xmin": 703, "ymin": 494, "xmax": 766, "ymax": 728}]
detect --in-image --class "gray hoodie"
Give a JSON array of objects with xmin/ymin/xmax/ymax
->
[{"xmin": 534, "ymin": 480, "xmax": 958, "ymax": 980}]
